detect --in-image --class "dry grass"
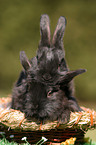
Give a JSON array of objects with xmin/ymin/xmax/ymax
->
[{"xmin": 0, "ymin": 97, "xmax": 96, "ymax": 132}]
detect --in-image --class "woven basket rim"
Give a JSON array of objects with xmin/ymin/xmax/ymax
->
[{"xmin": 0, "ymin": 97, "xmax": 96, "ymax": 132}]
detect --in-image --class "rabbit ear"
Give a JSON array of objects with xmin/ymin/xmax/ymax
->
[
  {"xmin": 20, "ymin": 51, "xmax": 31, "ymax": 70},
  {"xmin": 52, "ymin": 16, "xmax": 66, "ymax": 49},
  {"xmin": 39, "ymin": 14, "xmax": 51, "ymax": 47},
  {"xmin": 58, "ymin": 69, "xmax": 86, "ymax": 84}
]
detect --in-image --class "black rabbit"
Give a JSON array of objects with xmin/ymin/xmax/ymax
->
[{"xmin": 11, "ymin": 14, "xmax": 86, "ymax": 123}]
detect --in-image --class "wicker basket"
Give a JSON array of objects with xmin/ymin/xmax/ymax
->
[
  {"xmin": 0, "ymin": 97, "xmax": 96, "ymax": 144},
  {"xmin": 0, "ymin": 127, "xmax": 84, "ymax": 144}
]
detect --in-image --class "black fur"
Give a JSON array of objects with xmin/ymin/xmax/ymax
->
[{"xmin": 11, "ymin": 14, "xmax": 86, "ymax": 123}]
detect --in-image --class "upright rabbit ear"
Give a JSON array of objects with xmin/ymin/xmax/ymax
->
[
  {"xmin": 20, "ymin": 51, "xmax": 31, "ymax": 70},
  {"xmin": 52, "ymin": 16, "xmax": 66, "ymax": 49},
  {"xmin": 39, "ymin": 14, "xmax": 51, "ymax": 47},
  {"xmin": 58, "ymin": 69, "xmax": 86, "ymax": 84}
]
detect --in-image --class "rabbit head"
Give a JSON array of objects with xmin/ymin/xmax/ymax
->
[
  {"xmin": 37, "ymin": 14, "xmax": 67, "ymax": 72},
  {"xmin": 20, "ymin": 50, "xmax": 86, "ymax": 90}
]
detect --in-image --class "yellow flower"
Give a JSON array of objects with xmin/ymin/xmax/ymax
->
[{"xmin": 61, "ymin": 137, "xmax": 76, "ymax": 145}]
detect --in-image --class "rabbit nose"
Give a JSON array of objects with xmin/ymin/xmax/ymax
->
[{"xmin": 43, "ymin": 73, "xmax": 51, "ymax": 80}]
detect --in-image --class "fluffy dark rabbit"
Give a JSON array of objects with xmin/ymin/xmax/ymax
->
[{"xmin": 11, "ymin": 14, "xmax": 86, "ymax": 123}]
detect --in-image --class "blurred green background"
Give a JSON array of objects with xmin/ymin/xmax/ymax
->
[
  {"xmin": 0, "ymin": 0, "xmax": 96, "ymax": 142},
  {"xmin": 0, "ymin": 0, "xmax": 96, "ymax": 102}
]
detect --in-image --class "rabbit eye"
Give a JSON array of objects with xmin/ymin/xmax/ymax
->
[{"xmin": 58, "ymin": 58, "xmax": 68, "ymax": 71}]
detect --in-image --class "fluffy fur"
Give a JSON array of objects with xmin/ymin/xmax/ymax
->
[{"xmin": 11, "ymin": 14, "xmax": 86, "ymax": 123}]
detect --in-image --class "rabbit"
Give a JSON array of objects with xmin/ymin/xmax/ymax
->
[
  {"xmin": 37, "ymin": 15, "xmax": 82, "ymax": 107},
  {"xmin": 11, "ymin": 14, "xmax": 86, "ymax": 123}
]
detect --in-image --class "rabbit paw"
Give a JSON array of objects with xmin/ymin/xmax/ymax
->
[{"xmin": 58, "ymin": 110, "xmax": 70, "ymax": 124}]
